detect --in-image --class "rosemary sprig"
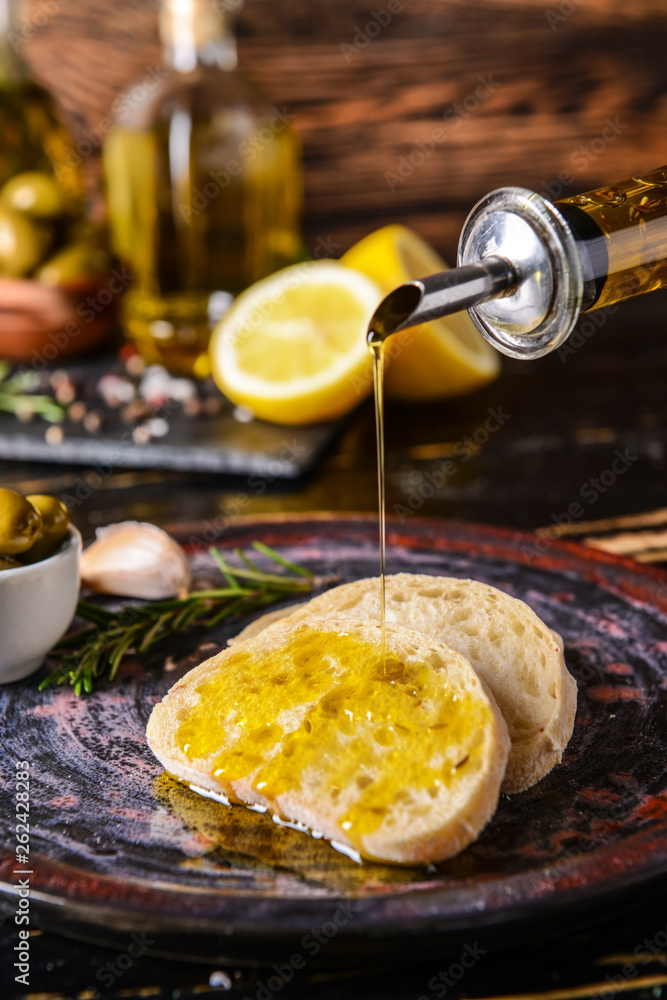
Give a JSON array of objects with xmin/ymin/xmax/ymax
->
[
  {"xmin": 39, "ymin": 542, "xmax": 317, "ymax": 695},
  {"xmin": 0, "ymin": 362, "xmax": 65, "ymax": 423}
]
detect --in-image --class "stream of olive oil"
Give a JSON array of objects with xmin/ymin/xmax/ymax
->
[{"xmin": 368, "ymin": 330, "xmax": 386, "ymax": 664}]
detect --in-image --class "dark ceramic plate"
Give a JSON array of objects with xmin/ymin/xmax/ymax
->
[{"xmin": 1, "ymin": 514, "xmax": 667, "ymax": 963}]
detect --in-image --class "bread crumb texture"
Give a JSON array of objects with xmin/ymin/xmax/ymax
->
[
  {"xmin": 231, "ymin": 574, "xmax": 578, "ymax": 793},
  {"xmin": 148, "ymin": 618, "xmax": 509, "ymax": 864}
]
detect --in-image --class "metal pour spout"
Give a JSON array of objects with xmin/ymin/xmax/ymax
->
[
  {"xmin": 368, "ymin": 256, "xmax": 516, "ymax": 340},
  {"xmin": 367, "ymin": 186, "xmax": 591, "ymax": 359}
]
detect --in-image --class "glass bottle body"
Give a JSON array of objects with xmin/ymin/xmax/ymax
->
[
  {"xmin": 556, "ymin": 165, "xmax": 667, "ymax": 314},
  {"xmin": 451, "ymin": 162, "xmax": 667, "ymax": 359},
  {"xmin": 0, "ymin": 0, "xmax": 84, "ymax": 207},
  {"xmin": 0, "ymin": 81, "xmax": 82, "ymax": 199},
  {"xmin": 0, "ymin": 0, "xmax": 116, "ymax": 362},
  {"xmin": 104, "ymin": 53, "xmax": 303, "ymax": 377}
]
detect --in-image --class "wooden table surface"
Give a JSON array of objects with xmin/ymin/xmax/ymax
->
[
  {"xmin": 4, "ymin": 1, "xmax": 667, "ymax": 996},
  {"xmin": 4, "ymin": 882, "xmax": 667, "ymax": 1000},
  {"xmin": 2, "ymin": 286, "xmax": 667, "ymax": 1000},
  {"xmin": 2, "ymin": 291, "xmax": 667, "ymax": 559},
  {"xmin": 26, "ymin": 0, "xmax": 667, "ymax": 256}
]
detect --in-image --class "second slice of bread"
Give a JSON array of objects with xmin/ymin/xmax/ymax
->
[
  {"xmin": 147, "ymin": 617, "xmax": 510, "ymax": 865},
  {"xmin": 230, "ymin": 574, "xmax": 577, "ymax": 793}
]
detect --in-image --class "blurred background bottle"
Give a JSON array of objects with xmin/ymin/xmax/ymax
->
[
  {"xmin": 0, "ymin": 0, "xmax": 82, "ymax": 196},
  {"xmin": 0, "ymin": 0, "xmax": 115, "ymax": 363},
  {"xmin": 103, "ymin": 0, "xmax": 304, "ymax": 378}
]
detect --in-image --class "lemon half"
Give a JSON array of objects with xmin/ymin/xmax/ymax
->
[
  {"xmin": 342, "ymin": 225, "xmax": 500, "ymax": 401},
  {"xmin": 210, "ymin": 261, "xmax": 381, "ymax": 425}
]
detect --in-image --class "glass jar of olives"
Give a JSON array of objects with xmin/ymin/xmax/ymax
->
[{"xmin": 0, "ymin": 0, "xmax": 118, "ymax": 363}]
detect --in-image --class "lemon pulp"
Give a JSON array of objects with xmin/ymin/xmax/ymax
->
[
  {"xmin": 209, "ymin": 261, "xmax": 381, "ymax": 425},
  {"xmin": 342, "ymin": 224, "xmax": 500, "ymax": 401},
  {"xmin": 176, "ymin": 625, "xmax": 492, "ymax": 848}
]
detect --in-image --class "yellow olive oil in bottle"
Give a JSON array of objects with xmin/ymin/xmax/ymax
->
[
  {"xmin": 369, "ymin": 164, "xmax": 667, "ymax": 362},
  {"xmin": 0, "ymin": 0, "xmax": 89, "ymax": 286},
  {"xmin": 0, "ymin": 0, "xmax": 119, "ymax": 363},
  {"xmin": 103, "ymin": 0, "xmax": 303, "ymax": 377},
  {"xmin": 0, "ymin": 0, "xmax": 83, "ymax": 199}
]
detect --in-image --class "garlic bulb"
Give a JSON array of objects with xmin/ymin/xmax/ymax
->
[{"xmin": 80, "ymin": 521, "xmax": 191, "ymax": 599}]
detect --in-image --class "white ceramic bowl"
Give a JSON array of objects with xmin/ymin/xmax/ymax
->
[{"xmin": 0, "ymin": 526, "xmax": 81, "ymax": 683}]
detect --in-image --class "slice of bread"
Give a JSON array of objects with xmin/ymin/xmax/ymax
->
[
  {"xmin": 147, "ymin": 617, "xmax": 510, "ymax": 865},
  {"xmin": 230, "ymin": 574, "xmax": 577, "ymax": 793}
]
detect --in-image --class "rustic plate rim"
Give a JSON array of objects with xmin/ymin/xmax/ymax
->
[{"xmin": 2, "ymin": 512, "xmax": 667, "ymax": 950}]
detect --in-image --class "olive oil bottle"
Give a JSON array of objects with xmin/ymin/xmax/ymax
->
[
  {"xmin": 0, "ymin": 0, "xmax": 118, "ymax": 354},
  {"xmin": 0, "ymin": 0, "xmax": 83, "ymax": 199},
  {"xmin": 103, "ymin": 0, "xmax": 303, "ymax": 377},
  {"xmin": 369, "ymin": 165, "xmax": 667, "ymax": 361}
]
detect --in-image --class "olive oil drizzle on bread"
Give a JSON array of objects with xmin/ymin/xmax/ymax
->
[
  {"xmin": 230, "ymin": 574, "xmax": 577, "ymax": 793},
  {"xmin": 368, "ymin": 330, "xmax": 387, "ymax": 667},
  {"xmin": 147, "ymin": 618, "xmax": 510, "ymax": 864}
]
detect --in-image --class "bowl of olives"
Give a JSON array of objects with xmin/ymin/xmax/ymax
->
[
  {"xmin": 0, "ymin": 488, "xmax": 80, "ymax": 683},
  {"xmin": 0, "ymin": 170, "xmax": 118, "ymax": 363}
]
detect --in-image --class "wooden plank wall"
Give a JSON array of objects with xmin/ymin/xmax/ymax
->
[{"xmin": 26, "ymin": 0, "xmax": 667, "ymax": 259}]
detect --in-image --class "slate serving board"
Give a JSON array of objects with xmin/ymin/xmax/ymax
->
[
  {"xmin": 0, "ymin": 360, "xmax": 342, "ymax": 477},
  {"xmin": 1, "ymin": 515, "xmax": 667, "ymax": 963},
  {"xmin": 0, "ymin": 408, "xmax": 338, "ymax": 476}
]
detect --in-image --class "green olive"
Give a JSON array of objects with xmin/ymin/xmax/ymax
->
[
  {"xmin": 0, "ymin": 206, "xmax": 51, "ymax": 277},
  {"xmin": 37, "ymin": 242, "xmax": 110, "ymax": 287},
  {"xmin": 22, "ymin": 494, "xmax": 70, "ymax": 562},
  {"xmin": 0, "ymin": 555, "xmax": 22, "ymax": 570},
  {"xmin": 68, "ymin": 218, "xmax": 108, "ymax": 245},
  {"xmin": 0, "ymin": 170, "xmax": 65, "ymax": 219},
  {"xmin": 0, "ymin": 488, "xmax": 43, "ymax": 555}
]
